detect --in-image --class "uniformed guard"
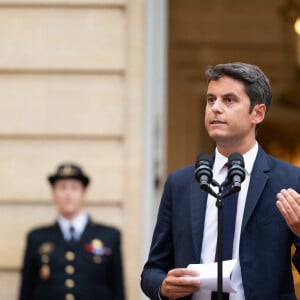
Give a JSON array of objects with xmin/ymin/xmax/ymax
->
[{"xmin": 19, "ymin": 163, "xmax": 125, "ymax": 300}]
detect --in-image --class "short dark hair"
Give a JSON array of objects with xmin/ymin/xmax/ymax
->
[{"xmin": 205, "ymin": 62, "xmax": 272, "ymax": 116}]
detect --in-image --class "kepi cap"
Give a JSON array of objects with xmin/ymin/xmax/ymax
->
[{"xmin": 48, "ymin": 163, "xmax": 90, "ymax": 187}]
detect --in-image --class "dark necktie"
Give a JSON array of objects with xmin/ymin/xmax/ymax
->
[
  {"xmin": 211, "ymin": 183, "xmax": 239, "ymax": 300},
  {"xmin": 69, "ymin": 225, "xmax": 76, "ymax": 243}
]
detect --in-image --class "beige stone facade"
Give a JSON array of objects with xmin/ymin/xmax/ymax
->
[{"xmin": 0, "ymin": 1, "xmax": 144, "ymax": 299}]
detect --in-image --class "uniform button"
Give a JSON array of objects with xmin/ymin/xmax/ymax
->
[
  {"xmin": 65, "ymin": 293, "xmax": 75, "ymax": 300},
  {"xmin": 65, "ymin": 251, "xmax": 75, "ymax": 261},
  {"xmin": 65, "ymin": 265, "xmax": 75, "ymax": 275},
  {"xmin": 65, "ymin": 279, "xmax": 75, "ymax": 289}
]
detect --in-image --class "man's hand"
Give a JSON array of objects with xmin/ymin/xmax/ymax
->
[
  {"xmin": 160, "ymin": 268, "xmax": 200, "ymax": 299},
  {"xmin": 276, "ymin": 188, "xmax": 300, "ymax": 236}
]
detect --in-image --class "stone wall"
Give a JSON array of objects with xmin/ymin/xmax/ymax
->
[{"xmin": 0, "ymin": 1, "xmax": 144, "ymax": 299}]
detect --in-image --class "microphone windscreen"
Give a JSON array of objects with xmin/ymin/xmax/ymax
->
[
  {"xmin": 195, "ymin": 153, "xmax": 213, "ymax": 169},
  {"xmin": 194, "ymin": 153, "xmax": 213, "ymax": 184},
  {"xmin": 227, "ymin": 152, "xmax": 246, "ymax": 185},
  {"xmin": 228, "ymin": 152, "xmax": 245, "ymax": 168}
]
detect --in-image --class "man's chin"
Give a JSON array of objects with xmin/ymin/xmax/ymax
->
[
  {"xmin": 60, "ymin": 210, "xmax": 80, "ymax": 219},
  {"xmin": 208, "ymin": 133, "xmax": 228, "ymax": 143}
]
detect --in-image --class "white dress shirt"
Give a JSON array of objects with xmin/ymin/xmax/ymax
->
[
  {"xmin": 193, "ymin": 143, "xmax": 258, "ymax": 300},
  {"xmin": 58, "ymin": 211, "xmax": 89, "ymax": 241}
]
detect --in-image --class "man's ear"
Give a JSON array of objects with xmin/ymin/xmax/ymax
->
[{"xmin": 252, "ymin": 104, "xmax": 266, "ymax": 125}]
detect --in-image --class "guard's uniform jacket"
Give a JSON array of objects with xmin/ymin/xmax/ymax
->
[{"xmin": 19, "ymin": 220, "xmax": 125, "ymax": 300}]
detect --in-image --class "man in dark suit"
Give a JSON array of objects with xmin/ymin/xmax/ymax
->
[
  {"xmin": 141, "ymin": 62, "xmax": 300, "ymax": 300},
  {"xmin": 19, "ymin": 163, "xmax": 125, "ymax": 300}
]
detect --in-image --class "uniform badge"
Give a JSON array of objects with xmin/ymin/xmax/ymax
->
[
  {"xmin": 92, "ymin": 239, "xmax": 103, "ymax": 248},
  {"xmin": 60, "ymin": 166, "xmax": 74, "ymax": 176},
  {"xmin": 84, "ymin": 239, "xmax": 112, "ymax": 259},
  {"xmin": 40, "ymin": 264, "xmax": 51, "ymax": 280},
  {"xmin": 93, "ymin": 256, "xmax": 102, "ymax": 264},
  {"xmin": 38, "ymin": 242, "xmax": 54, "ymax": 255},
  {"xmin": 38, "ymin": 242, "xmax": 54, "ymax": 280}
]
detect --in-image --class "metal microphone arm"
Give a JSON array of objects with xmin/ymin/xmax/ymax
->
[{"xmin": 201, "ymin": 182, "xmax": 220, "ymax": 198}]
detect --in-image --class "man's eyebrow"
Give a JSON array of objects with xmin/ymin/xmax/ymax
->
[
  {"xmin": 222, "ymin": 92, "xmax": 238, "ymax": 97},
  {"xmin": 206, "ymin": 92, "xmax": 238, "ymax": 97},
  {"xmin": 206, "ymin": 93, "xmax": 215, "ymax": 97}
]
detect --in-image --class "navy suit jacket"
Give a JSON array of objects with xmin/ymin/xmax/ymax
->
[{"xmin": 141, "ymin": 146, "xmax": 300, "ymax": 300}]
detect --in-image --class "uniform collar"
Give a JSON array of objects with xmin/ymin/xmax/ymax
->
[{"xmin": 58, "ymin": 211, "xmax": 89, "ymax": 240}]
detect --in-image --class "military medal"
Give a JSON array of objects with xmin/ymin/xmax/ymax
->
[
  {"xmin": 41, "ymin": 254, "xmax": 49, "ymax": 264},
  {"xmin": 91, "ymin": 239, "xmax": 103, "ymax": 248},
  {"xmin": 93, "ymin": 256, "xmax": 102, "ymax": 264},
  {"xmin": 84, "ymin": 239, "xmax": 111, "ymax": 264},
  {"xmin": 38, "ymin": 242, "xmax": 54, "ymax": 255},
  {"xmin": 38, "ymin": 242, "xmax": 53, "ymax": 280},
  {"xmin": 40, "ymin": 264, "xmax": 51, "ymax": 280}
]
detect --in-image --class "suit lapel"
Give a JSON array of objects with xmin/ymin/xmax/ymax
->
[
  {"xmin": 241, "ymin": 146, "xmax": 269, "ymax": 233},
  {"xmin": 190, "ymin": 166, "xmax": 209, "ymax": 261}
]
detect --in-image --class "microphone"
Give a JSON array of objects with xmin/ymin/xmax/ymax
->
[
  {"xmin": 194, "ymin": 154, "xmax": 213, "ymax": 192},
  {"xmin": 227, "ymin": 152, "xmax": 246, "ymax": 192}
]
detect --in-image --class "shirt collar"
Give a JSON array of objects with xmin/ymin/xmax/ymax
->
[
  {"xmin": 243, "ymin": 142, "xmax": 258, "ymax": 175},
  {"xmin": 214, "ymin": 142, "xmax": 258, "ymax": 176},
  {"xmin": 213, "ymin": 149, "xmax": 228, "ymax": 175},
  {"xmin": 58, "ymin": 211, "xmax": 89, "ymax": 235}
]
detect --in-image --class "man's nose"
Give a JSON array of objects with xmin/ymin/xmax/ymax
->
[{"xmin": 211, "ymin": 98, "xmax": 223, "ymax": 112}]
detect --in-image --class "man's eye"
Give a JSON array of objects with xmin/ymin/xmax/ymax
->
[
  {"xmin": 225, "ymin": 97, "xmax": 234, "ymax": 103},
  {"xmin": 207, "ymin": 97, "xmax": 215, "ymax": 103}
]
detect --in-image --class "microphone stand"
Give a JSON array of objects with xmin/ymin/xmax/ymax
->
[
  {"xmin": 200, "ymin": 181, "xmax": 239, "ymax": 300},
  {"xmin": 216, "ymin": 187, "xmax": 224, "ymax": 300}
]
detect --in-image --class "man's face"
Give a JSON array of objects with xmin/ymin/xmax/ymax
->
[
  {"xmin": 205, "ymin": 76, "xmax": 265, "ymax": 148},
  {"xmin": 52, "ymin": 179, "xmax": 86, "ymax": 219}
]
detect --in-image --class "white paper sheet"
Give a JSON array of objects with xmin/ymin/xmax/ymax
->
[{"xmin": 184, "ymin": 259, "xmax": 240, "ymax": 294}]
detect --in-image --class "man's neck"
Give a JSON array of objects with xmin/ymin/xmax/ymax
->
[
  {"xmin": 60, "ymin": 210, "xmax": 83, "ymax": 222},
  {"xmin": 216, "ymin": 139, "xmax": 257, "ymax": 157}
]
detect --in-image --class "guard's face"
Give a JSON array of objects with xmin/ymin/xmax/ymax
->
[
  {"xmin": 205, "ymin": 76, "xmax": 266, "ymax": 149},
  {"xmin": 52, "ymin": 179, "xmax": 86, "ymax": 219}
]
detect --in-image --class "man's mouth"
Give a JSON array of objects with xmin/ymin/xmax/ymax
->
[{"xmin": 210, "ymin": 120, "xmax": 226, "ymax": 125}]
